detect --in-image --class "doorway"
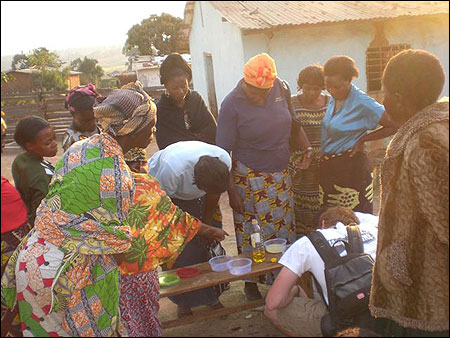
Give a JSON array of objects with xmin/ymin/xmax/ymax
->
[{"xmin": 204, "ymin": 52, "xmax": 218, "ymax": 118}]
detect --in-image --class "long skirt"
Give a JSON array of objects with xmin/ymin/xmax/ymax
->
[
  {"xmin": 1, "ymin": 222, "xmax": 30, "ymax": 338},
  {"xmin": 319, "ymin": 150, "xmax": 374, "ymax": 214},
  {"xmin": 289, "ymin": 151, "xmax": 321, "ymax": 238},
  {"xmin": 232, "ymin": 161, "xmax": 296, "ymax": 283},
  {"xmin": 164, "ymin": 197, "xmax": 219, "ymax": 308},
  {"xmin": 119, "ymin": 270, "xmax": 162, "ymax": 337}
]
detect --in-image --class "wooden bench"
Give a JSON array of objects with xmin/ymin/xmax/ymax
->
[
  {"xmin": 159, "ymin": 252, "xmax": 282, "ymax": 328},
  {"xmin": 159, "ymin": 252, "xmax": 313, "ymax": 328}
]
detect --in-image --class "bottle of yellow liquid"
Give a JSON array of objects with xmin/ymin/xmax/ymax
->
[{"xmin": 250, "ymin": 218, "xmax": 266, "ymax": 263}]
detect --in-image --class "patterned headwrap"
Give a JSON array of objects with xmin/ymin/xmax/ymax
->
[
  {"xmin": 124, "ymin": 147, "xmax": 147, "ymax": 162},
  {"xmin": 93, "ymin": 81, "xmax": 157, "ymax": 137},
  {"xmin": 65, "ymin": 83, "xmax": 100, "ymax": 113},
  {"xmin": 243, "ymin": 53, "xmax": 277, "ymax": 89},
  {"xmin": 1, "ymin": 111, "xmax": 7, "ymax": 136}
]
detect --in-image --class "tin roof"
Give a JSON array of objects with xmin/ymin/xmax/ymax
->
[{"xmin": 207, "ymin": 1, "xmax": 449, "ymax": 31}]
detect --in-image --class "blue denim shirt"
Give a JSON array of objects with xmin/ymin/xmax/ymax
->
[{"xmin": 321, "ymin": 84, "xmax": 385, "ymax": 155}]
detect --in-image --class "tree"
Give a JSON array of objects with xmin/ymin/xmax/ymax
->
[
  {"xmin": 70, "ymin": 57, "xmax": 104, "ymax": 86},
  {"xmin": 11, "ymin": 53, "xmax": 30, "ymax": 70},
  {"xmin": 31, "ymin": 68, "xmax": 69, "ymax": 91},
  {"xmin": 123, "ymin": 13, "xmax": 184, "ymax": 57},
  {"xmin": 1, "ymin": 72, "xmax": 15, "ymax": 85},
  {"xmin": 28, "ymin": 47, "xmax": 63, "ymax": 70}
]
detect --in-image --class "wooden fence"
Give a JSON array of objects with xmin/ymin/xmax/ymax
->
[{"xmin": 1, "ymin": 87, "xmax": 165, "ymax": 143}]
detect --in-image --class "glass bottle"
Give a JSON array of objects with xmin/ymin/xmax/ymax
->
[{"xmin": 250, "ymin": 218, "xmax": 266, "ymax": 263}]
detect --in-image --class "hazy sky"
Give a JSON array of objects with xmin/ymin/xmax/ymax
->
[{"xmin": 1, "ymin": 1, "xmax": 187, "ymax": 56}]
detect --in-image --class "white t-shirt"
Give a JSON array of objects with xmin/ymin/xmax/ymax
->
[
  {"xmin": 148, "ymin": 141, "xmax": 232, "ymax": 200},
  {"xmin": 279, "ymin": 212, "xmax": 379, "ymax": 305}
]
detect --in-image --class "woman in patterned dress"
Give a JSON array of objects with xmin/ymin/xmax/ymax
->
[
  {"xmin": 289, "ymin": 65, "xmax": 330, "ymax": 238},
  {"xmin": 1, "ymin": 112, "xmax": 30, "ymax": 337},
  {"xmin": 217, "ymin": 53, "xmax": 312, "ymax": 300},
  {"xmin": 320, "ymin": 55, "xmax": 398, "ymax": 214},
  {"xmin": 1, "ymin": 82, "xmax": 227, "ymax": 337}
]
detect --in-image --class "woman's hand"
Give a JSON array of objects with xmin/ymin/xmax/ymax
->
[
  {"xmin": 228, "ymin": 189, "xmax": 244, "ymax": 215},
  {"xmin": 198, "ymin": 224, "xmax": 229, "ymax": 242},
  {"xmin": 296, "ymin": 155, "xmax": 312, "ymax": 170},
  {"xmin": 350, "ymin": 139, "xmax": 365, "ymax": 158}
]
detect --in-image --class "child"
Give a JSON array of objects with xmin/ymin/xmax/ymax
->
[
  {"xmin": 12, "ymin": 116, "xmax": 57, "ymax": 225},
  {"xmin": 62, "ymin": 83, "xmax": 102, "ymax": 151}
]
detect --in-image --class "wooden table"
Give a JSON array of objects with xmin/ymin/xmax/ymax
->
[{"xmin": 159, "ymin": 252, "xmax": 283, "ymax": 328}]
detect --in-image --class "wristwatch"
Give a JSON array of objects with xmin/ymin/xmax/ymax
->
[{"xmin": 305, "ymin": 147, "xmax": 314, "ymax": 159}]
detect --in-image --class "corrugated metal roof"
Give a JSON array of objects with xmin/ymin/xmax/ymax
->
[{"xmin": 209, "ymin": 1, "xmax": 449, "ymax": 30}]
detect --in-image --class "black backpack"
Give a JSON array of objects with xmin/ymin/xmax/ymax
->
[{"xmin": 307, "ymin": 225, "xmax": 375, "ymax": 336}]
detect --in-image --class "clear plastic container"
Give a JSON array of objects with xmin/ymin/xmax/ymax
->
[
  {"xmin": 227, "ymin": 258, "xmax": 253, "ymax": 275},
  {"xmin": 208, "ymin": 255, "xmax": 231, "ymax": 272},
  {"xmin": 264, "ymin": 238, "xmax": 287, "ymax": 254}
]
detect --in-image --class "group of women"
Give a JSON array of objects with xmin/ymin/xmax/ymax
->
[{"xmin": 1, "ymin": 47, "xmax": 447, "ymax": 337}]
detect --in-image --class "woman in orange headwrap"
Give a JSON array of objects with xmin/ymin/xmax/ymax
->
[{"xmin": 217, "ymin": 53, "xmax": 312, "ymax": 300}]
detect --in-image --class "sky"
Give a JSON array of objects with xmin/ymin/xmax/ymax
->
[{"xmin": 1, "ymin": 1, "xmax": 187, "ymax": 56}]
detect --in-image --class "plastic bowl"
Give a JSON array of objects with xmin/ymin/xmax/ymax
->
[
  {"xmin": 209, "ymin": 255, "xmax": 232, "ymax": 272},
  {"xmin": 159, "ymin": 273, "xmax": 180, "ymax": 288},
  {"xmin": 176, "ymin": 267, "xmax": 200, "ymax": 278},
  {"xmin": 227, "ymin": 258, "xmax": 252, "ymax": 275},
  {"xmin": 264, "ymin": 238, "xmax": 287, "ymax": 254}
]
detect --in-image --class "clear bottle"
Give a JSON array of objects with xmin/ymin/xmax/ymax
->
[{"xmin": 250, "ymin": 218, "xmax": 266, "ymax": 263}]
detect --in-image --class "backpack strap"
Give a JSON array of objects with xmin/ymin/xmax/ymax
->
[
  {"xmin": 307, "ymin": 231, "xmax": 341, "ymax": 307},
  {"xmin": 280, "ymin": 79, "xmax": 294, "ymax": 117},
  {"xmin": 345, "ymin": 224, "xmax": 364, "ymax": 254},
  {"xmin": 307, "ymin": 231, "xmax": 341, "ymax": 264}
]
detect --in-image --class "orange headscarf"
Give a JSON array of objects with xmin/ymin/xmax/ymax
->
[{"xmin": 243, "ymin": 53, "xmax": 277, "ymax": 89}]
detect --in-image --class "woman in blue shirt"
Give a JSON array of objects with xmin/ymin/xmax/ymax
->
[
  {"xmin": 217, "ymin": 53, "xmax": 312, "ymax": 300},
  {"xmin": 320, "ymin": 55, "xmax": 398, "ymax": 213}
]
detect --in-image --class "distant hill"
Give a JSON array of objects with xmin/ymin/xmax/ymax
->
[{"xmin": 1, "ymin": 45, "xmax": 128, "ymax": 74}]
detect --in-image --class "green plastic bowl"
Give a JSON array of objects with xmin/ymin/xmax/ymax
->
[{"xmin": 159, "ymin": 273, "xmax": 180, "ymax": 288}]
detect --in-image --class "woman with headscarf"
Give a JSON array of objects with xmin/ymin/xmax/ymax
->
[
  {"xmin": 63, "ymin": 83, "xmax": 102, "ymax": 152},
  {"xmin": 1, "ymin": 82, "xmax": 227, "ymax": 337},
  {"xmin": 216, "ymin": 53, "xmax": 313, "ymax": 300}
]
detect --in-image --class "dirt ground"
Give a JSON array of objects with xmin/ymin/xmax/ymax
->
[{"xmin": 1, "ymin": 137, "xmax": 287, "ymax": 337}]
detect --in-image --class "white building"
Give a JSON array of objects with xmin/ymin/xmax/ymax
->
[
  {"xmin": 184, "ymin": 1, "xmax": 449, "ymax": 116},
  {"xmin": 130, "ymin": 54, "xmax": 193, "ymax": 88}
]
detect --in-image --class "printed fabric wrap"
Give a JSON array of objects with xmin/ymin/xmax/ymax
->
[
  {"xmin": 93, "ymin": 81, "xmax": 156, "ymax": 137},
  {"xmin": 1, "ymin": 135, "xmax": 202, "ymax": 337},
  {"xmin": 243, "ymin": 53, "xmax": 277, "ymax": 89}
]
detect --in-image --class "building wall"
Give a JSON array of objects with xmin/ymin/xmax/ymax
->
[
  {"xmin": 243, "ymin": 21, "xmax": 377, "ymax": 93},
  {"xmin": 385, "ymin": 15, "xmax": 449, "ymax": 96},
  {"xmin": 189, "ymin": 1, "xmax": 245, "ymax": 109},
  {"xmin": 242, "ymin": 15, "xmax": 449, "ymax": 96},
  {"xmin": 136, "ymin": 68, "xmax": 161, "ymax": 87},
  {"xmin": 2, "ymin": 72, "xmax": 32, "ymax": 93},
  {"xmin": 68, "ymin": 75, "xmax": 80, "ymax": 90}
]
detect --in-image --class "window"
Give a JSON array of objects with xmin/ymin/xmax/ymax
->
[{"xmin": 366, "ymin": 44, "xmax": 411, "ymax": 92}]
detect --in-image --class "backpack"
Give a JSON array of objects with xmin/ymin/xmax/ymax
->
[{"xmin": 307, "ymin": 225, "xmax": 375, "ymax": 336}]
